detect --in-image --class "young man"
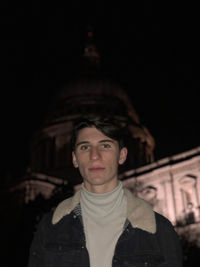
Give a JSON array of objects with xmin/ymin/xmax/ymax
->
[{"xmin": 28, "ymin": 117, "xmax": 183, "ymax": 267}]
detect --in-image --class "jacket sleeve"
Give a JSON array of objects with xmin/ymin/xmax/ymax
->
[
  {"xmin": 155, "ymin": 212, "xmax": 183, "ymax": 267},
  {"xmin": 28, "ymin": 213, "xmax": 50, "ymax": 267}
]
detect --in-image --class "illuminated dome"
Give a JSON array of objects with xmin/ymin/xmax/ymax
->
[{"xmin": 29, "ymin": 27, "xmax": 155, "ymax": 186}]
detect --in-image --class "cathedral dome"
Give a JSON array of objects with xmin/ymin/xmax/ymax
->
[{"xmin": 29, "ymin": 27, "xmax": 155, "ymax": 186}]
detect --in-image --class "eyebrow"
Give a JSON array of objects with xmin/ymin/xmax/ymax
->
[{"xmin": 76, "ymin": 139, "xmax": 115, "ymax": 148}]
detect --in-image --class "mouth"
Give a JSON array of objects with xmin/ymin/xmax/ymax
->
[{"xmin": 88, "ymin": 167, "xmax": 105, "ymax": 172}]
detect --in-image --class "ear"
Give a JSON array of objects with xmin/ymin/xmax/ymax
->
[
  {"xmin": 118, "ymin": 147, "xmax": 128, "ymax": 165},
  {"xmin": 72, "ymin": 152, "xmax": 79, "ymax": 168}
]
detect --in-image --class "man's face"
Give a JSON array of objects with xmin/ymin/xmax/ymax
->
[{"xmin": 72, "ymin": 127, "xmax": 127, "ymax": 193}]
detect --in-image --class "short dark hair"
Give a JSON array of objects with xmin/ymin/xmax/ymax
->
[{"xmin": 71, "ymin": 116, "xmax": 125, "ymax": 151}]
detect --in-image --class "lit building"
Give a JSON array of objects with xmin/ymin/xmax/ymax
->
[{"xmin": 121, "ymin": 146, "xmax": 200, "ymax": 245}]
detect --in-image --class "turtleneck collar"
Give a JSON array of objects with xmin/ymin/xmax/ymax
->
[{"xmin": 80, "ymin": 182, "xmax": 126, "ymax": 223}]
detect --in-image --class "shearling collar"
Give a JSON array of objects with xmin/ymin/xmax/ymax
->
[{"xmin": 52, "ymin": 188, "xmax": 156, "ymax": 234}]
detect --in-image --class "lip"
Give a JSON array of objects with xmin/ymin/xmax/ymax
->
[{"xmin": 88, "ymin": 167, "xmax": 105, "ymax": 172}]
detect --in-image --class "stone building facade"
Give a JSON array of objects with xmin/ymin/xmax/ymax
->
[{"xmin": 121, "ymin": 146, "xmax": 200, "ymax": 245}]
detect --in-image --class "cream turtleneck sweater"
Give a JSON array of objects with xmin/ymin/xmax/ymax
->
[{"xmin": 80, "ymin": 182, "xmax": 127, "ymax": 267}]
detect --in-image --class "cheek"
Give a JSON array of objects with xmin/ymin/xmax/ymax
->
[
  {"xmin": 78, "ymin": 164, "xmax": 90, "ymax": 180},
  {"xmin": 105, "ymin": 154, "xmax": 119, "ymax": 169},
  {"xmin": 76, "ymin": 157, "xmax": 88, "ymax": 171}
]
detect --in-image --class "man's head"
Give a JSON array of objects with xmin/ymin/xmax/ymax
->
[{"xmin": 71, "ymin": 117, "xmax": 128, "ymax": 193}]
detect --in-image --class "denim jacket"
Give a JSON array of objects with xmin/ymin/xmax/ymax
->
[{"xmin": 28, "ymin": 189, "xmax": 182, "ymax": 267}]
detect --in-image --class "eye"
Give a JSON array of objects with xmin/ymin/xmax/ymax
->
[
  {"xmin": 80, "ymin": 145, "xmax": 89, "ymax": 151},
  {"xmin": 102, "ymin": 143, "xmax": 111, "ymax": 149}
]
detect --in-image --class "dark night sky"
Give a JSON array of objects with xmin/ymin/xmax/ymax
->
[{"xmin": 1, "ymin": 1, "xmax": 200, "ymax": 178}]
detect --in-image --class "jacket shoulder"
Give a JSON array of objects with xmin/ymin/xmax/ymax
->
[
  {"xmin": 154, "ymin": 212, "xmax": 175, "ymax": 228},
  {"xmin": 154, "ymin": 211, "xmax": 179, "ymax": 236},
  {"xmin": 52, "ymin": 196, "xmax": 73, "ymax": 224},
  {"xmin": 52, "ymin": 190, "xmax": 81, "ymax": 224}
]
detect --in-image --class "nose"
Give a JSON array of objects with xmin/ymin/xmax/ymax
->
[{"xmin": 90, "ymin": 147, "xmax": 101, "ymax": 160}]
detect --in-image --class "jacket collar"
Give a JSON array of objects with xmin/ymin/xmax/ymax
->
[
  {"xmin": 125, "ymin": 188, "xmax": 156, "ymax": 233},
  {"xmin": 52, "ymin": 188, "xmax": 156, "ymax": 234}
]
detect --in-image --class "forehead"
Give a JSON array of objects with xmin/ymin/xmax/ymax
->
[{"xmin": 75, "ymin": 127, "xmax": 115, "ymax": 144}]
